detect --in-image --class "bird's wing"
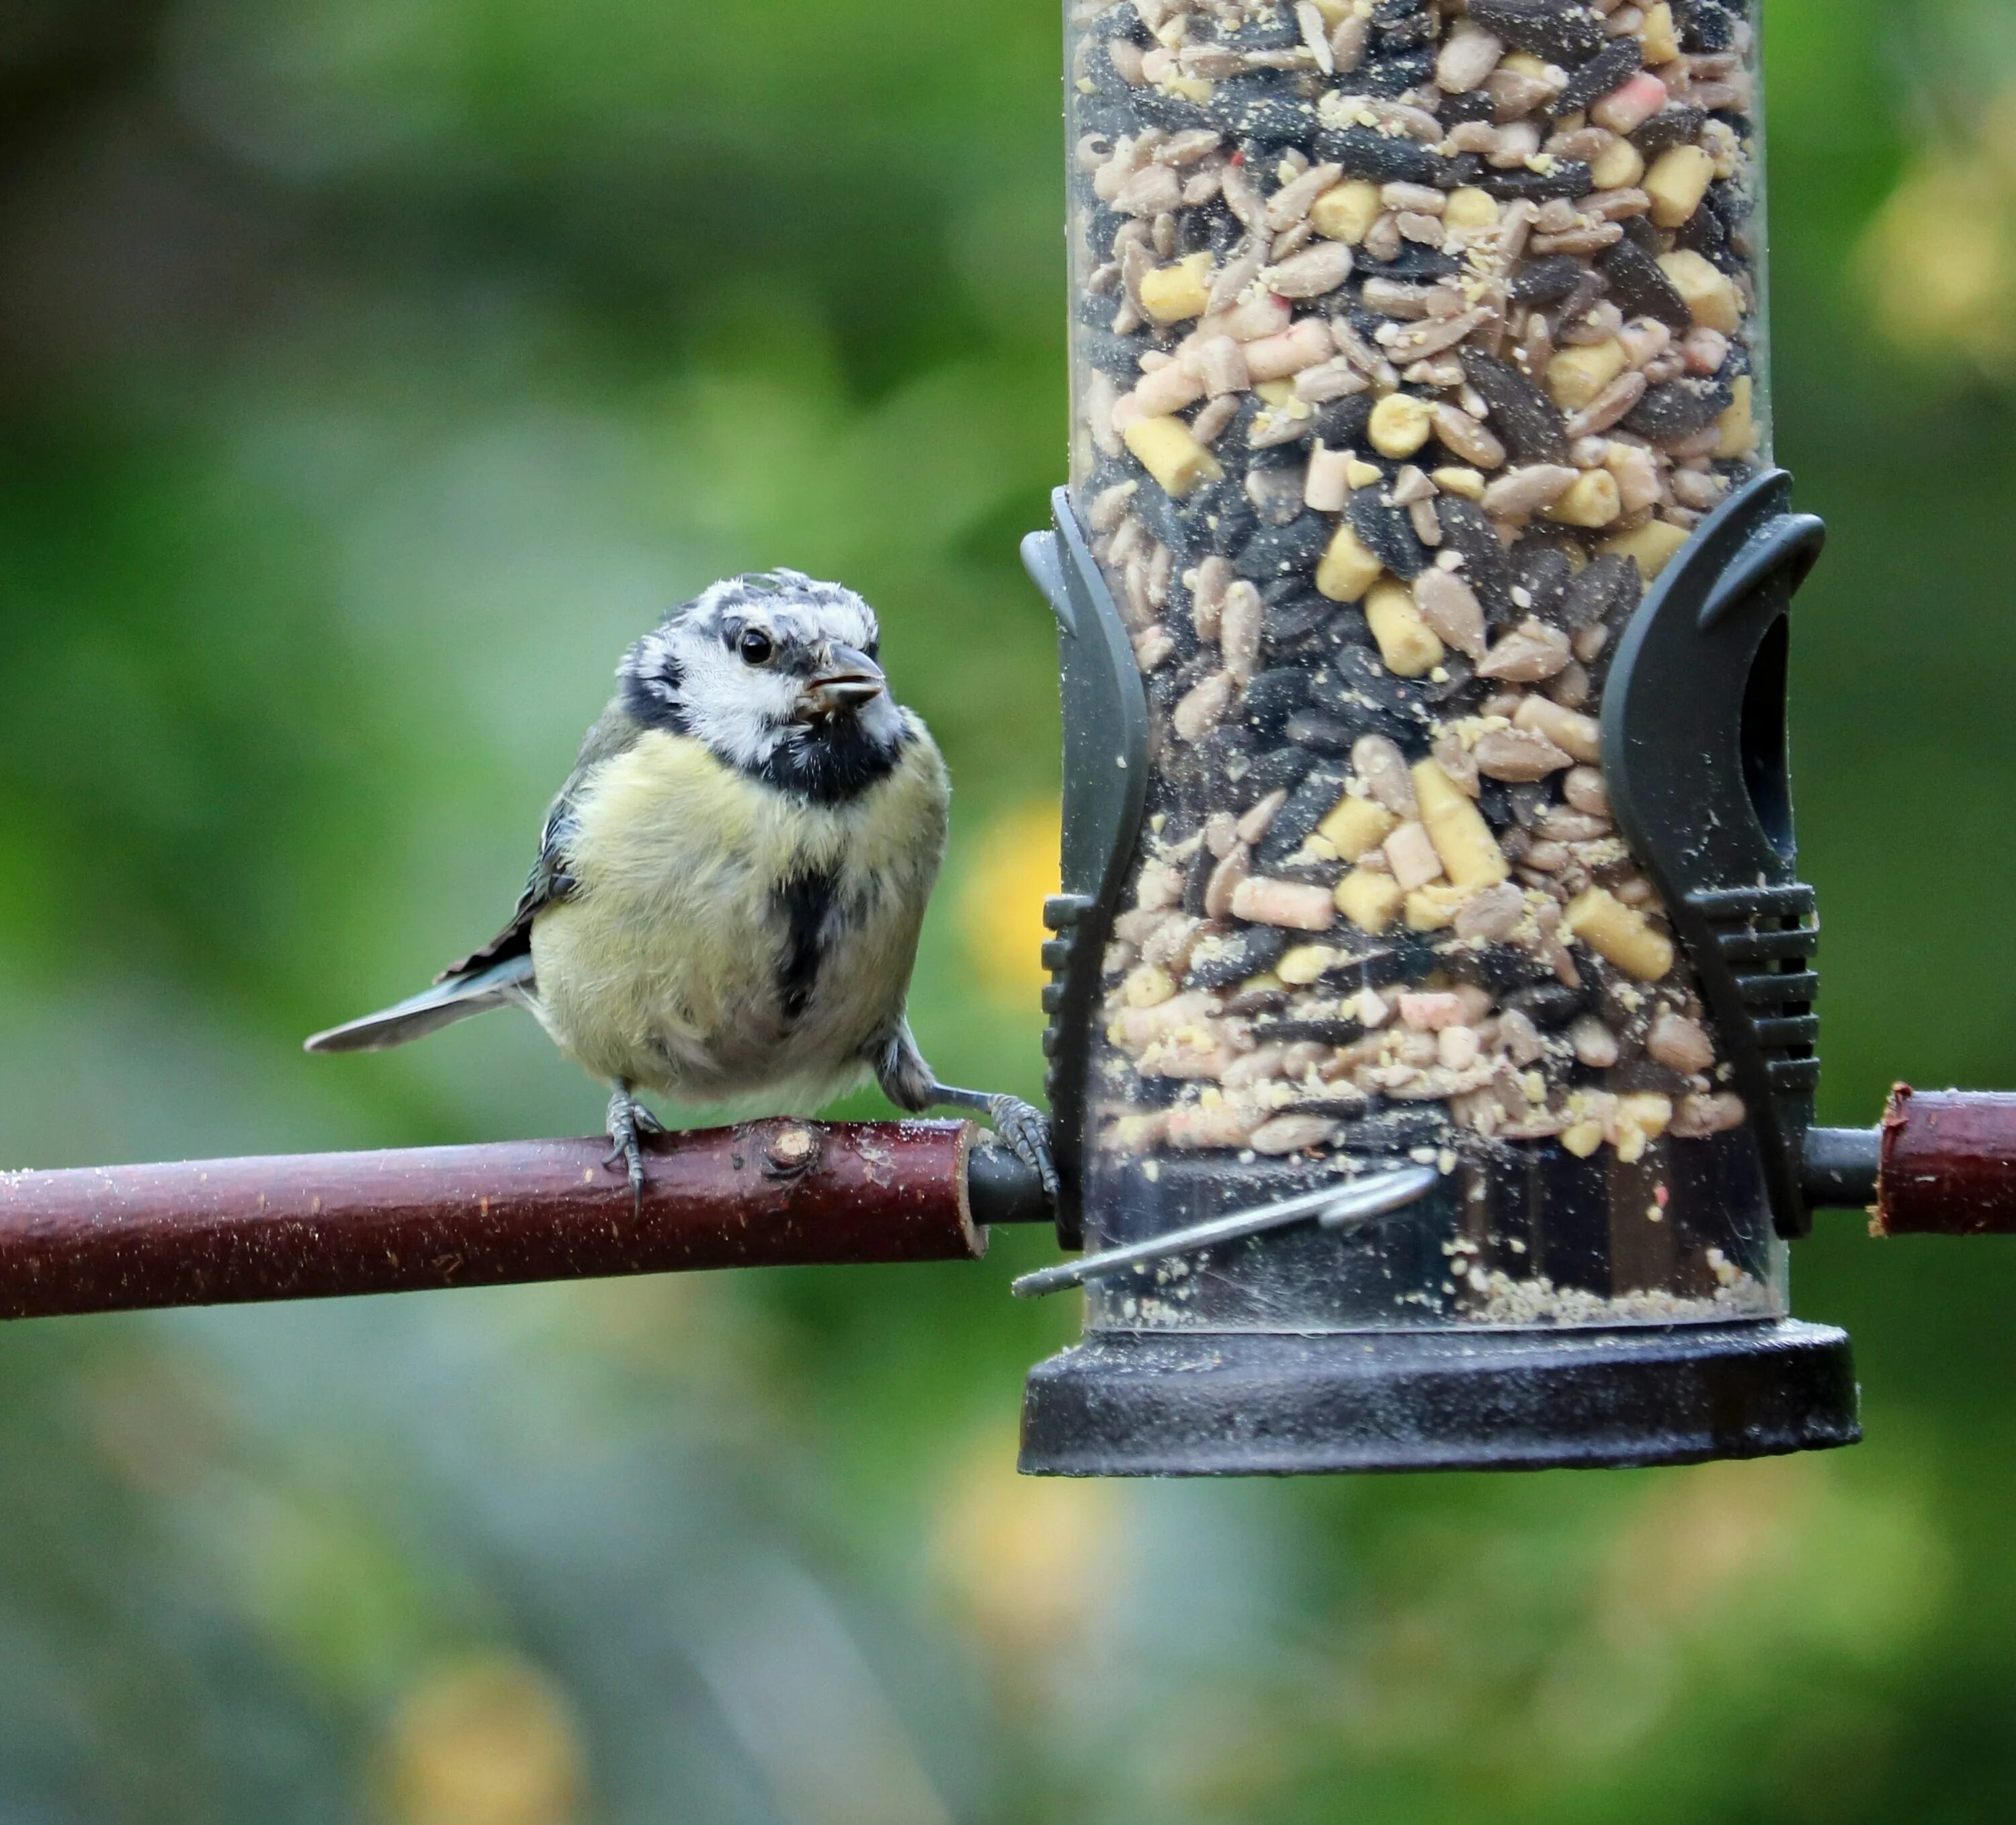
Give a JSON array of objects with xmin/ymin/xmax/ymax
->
[
  {"xmin": 433, "ymin": 699, "xmax": 643, "ymax": 984},
  {"xmin": 304, "ymin": 702, "xmax": 642, "ymax": 1054}
]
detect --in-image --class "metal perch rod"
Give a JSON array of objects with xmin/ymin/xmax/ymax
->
[{"xmin": 0, "ymin": 1119, "xmax": 1052, "ymax": 1321}]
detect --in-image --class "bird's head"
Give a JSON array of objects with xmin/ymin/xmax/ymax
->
[{"xmin": 618, "ymin": 570, "xmax": 910, "ymax": 800}]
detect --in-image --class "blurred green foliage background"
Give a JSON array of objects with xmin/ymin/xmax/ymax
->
[{"xmin": 2, "ymin": 0, "xmax": 2015, "ymax": 1818}]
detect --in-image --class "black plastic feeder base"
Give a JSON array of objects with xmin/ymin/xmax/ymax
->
[{"xmin": 1018, "ymin": 1321, "xmax": 1859, "ymax": 1476}]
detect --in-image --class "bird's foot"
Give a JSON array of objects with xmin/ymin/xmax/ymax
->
[
  {"xmin": 602, "ymin": 1086, "xmax": 664, "ymax": 1212},
  {"xmin": 926, "ymin": 1081, "xmax": 1058, "ymax": 1203},
  {"xmin": 985, "ymin": 1095, "xmax": 1060, "ymax": 1203}
]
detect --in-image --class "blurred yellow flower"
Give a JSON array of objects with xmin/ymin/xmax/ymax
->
[
  {"xmin": 1858, "ymin": 151, "xmax": 2016, "ymax": 370},
  {"xmin": 931, "ymin": 1424, "xmax": 1121, "ymax": 1678},
  {"xmin": 381, "ymin": 1653, "xmax": 584, "ymax": 1825},
  {"xmin": 958, "ymin": 800, "xmax": 1062, "ymax": 1006}
]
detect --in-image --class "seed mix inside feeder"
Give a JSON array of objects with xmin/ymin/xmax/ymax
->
[{"xmin": 1015, "ymin": 0, "xmax": 1863, "ymax": 1474}]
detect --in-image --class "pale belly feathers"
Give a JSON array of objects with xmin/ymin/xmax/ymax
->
[{"xmin": 526, "ymin": 726, "xmax": 949, "ymax": 1109}]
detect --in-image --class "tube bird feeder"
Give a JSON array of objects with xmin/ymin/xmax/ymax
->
[{"xmin": 1016, "ymin": 0, "xmax": 1872, "ymax": 1474}]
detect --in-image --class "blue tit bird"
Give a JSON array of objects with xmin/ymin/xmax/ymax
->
[{"xmin": 306, "ymin": 568, "xmax": 1055, "ymax": 1202}]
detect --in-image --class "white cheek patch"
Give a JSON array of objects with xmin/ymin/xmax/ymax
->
[{"xmin": 678, "ymin": 644, "xmax": 798, "ymax": 768}]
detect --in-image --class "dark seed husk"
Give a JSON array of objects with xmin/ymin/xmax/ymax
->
[
  {"xmin": 1347, "ymin": 490, "xmax": 1431, "ymax": 581},
  {"xmin": 1210, "ymin": 79, "xmax": 1322, "ymax": 145},
  {"xmin": 1312, "ymin": 126, "xmax": 1447, "ymax": 186},
  {"xmin": 1361, "ymin": 48, "xmax": 1437, "ymax": 91},
  {"xmin": 1128, "ymin": 87, "xmax": 1216, "ymax": 133},
  {"xmin": 1335, "ymin": 1106, "xmax": 1451, "ymax": 1151},
  {"xmin": 1673, "ymin": 0, "xmax": 1737, "ymax": 51},
  {"xmin": 1256, "ymin": 1017, "xmax": 1368, "ymax": 1047},
  {"xmin": 1316, "ymin": 646, "xmax": 1432, "ymax": 728},
  {"xmin": 1283, "ymin": 708, "xmax": 1361, "ymax": 751},
  {"xmin": 1093, "ymin": 1, "xmax": 1148, "ymax": 41},
  {"xmin": 1261, "ymin": 581, "xmax": 1337, "ymax": 644},
  {"xmin": 1601, "ymin": 237, "xmax": 1691, "ymax": 331},
  {"xmin": 1624, "ymin": 376, "xmax": 1734, "ymax": 441},
  {"xmin": 1188, "ymin": 924, "xmax": 1291, "ymax": 989},
  {"xmin": 1557, "ymin": 551, "xmax": 1642, "ymax": 630},
  {"xmin": 1632, "ymin": 103, "xmax": 1708, "ymax": 155},
  {"xmin": 1503, "ymin": 980, "xmax": 1589, "ymax": 1029},
  {"xmin": 1078, "ymin": 323, "xmax": 1152, "ymax": 381},
  {"xmin": 1440, "ymin": 91, "xmax": 1497, "ymax": 125},
  {"xmin": 1505, "ymin": 781, "xmax": 1550, "ymax": 829},
  {"xmin": 1132, "ymin": 478, "xmax": 1193, "ymax": 558},
  {"xmin": 1478, "ymin": 160, "xmax": 1594, "ymax": 204},
  {"xmin": 1476, "ymin": 775, "xmax": 1514, "ymax": 826},
  {"xmin": 1468, "ymin": 0, "xmax": 1606, "ymax": 64},
  {"xmin": 1619, "ymin": 212, "xmax": 1663, "ymax": 255},
  {"xmin": 1462, "ymin": 351, "xmax": 1570, "ymax": 464},
  {"xmin": 1420, "ymin": 655, "xmax": 1476, "ymax": 705},
  {"xmin": 1437, "ymin": 939, "xmax": 1554, "ymax": 992},
  {"xmin": 1236, "ymin": 513, "xmax": 1332, "ymax": 582},
  {"xmin": 1673, "ymin": 192, "xmax": 1730, "ymax": 261},
  {"xmin": 1511, "ymin": 254, "xmax": 1587, "ymax": 308},
  {"xmin": 1556, "ymin": 36, "xmax": 1642, "ymax": 112},
  {"xmin": 1435, "ymin": 495, "xmax": 1520, "ymax": 620},
  {"xmin": 1257, "ymin": 766, "xmax": 1351, "ymax": 865},
  {"xmin": 1356, "ymin": 243, "xmax": 1464, "ymax": 282},
  {"xmin": 1245, "ymin": 740, "xmax": 1316, "ymax": 798},
  {"xmin": 1310, "ymin": 391, "xmax": 1377, "ymax": 450},
  {"xmin": 1182, "ymin": 843, "xmax": 1216, "ymax": 917},
  {"xmin": 1512, "ymin": 541, "xmax": 1575, "ymax": 621},
  {"xmin": 1244, "ymin": 669, "xmax": 1312, "ymax": 734}
]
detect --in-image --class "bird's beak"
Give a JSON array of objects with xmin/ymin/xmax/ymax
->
[{"xmin": 799, "ymin": 645, "xmax": 886, "ymax": 718}]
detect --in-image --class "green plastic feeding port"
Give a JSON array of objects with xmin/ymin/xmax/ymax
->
[{"xmin": 1011, "ymin": 0, "xmax": 1860, "ymax": 1476}]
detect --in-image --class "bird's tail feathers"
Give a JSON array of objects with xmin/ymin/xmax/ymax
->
[{"xmin": 304, "ymin": 953, "xmax": 536, "ymax": 1054}]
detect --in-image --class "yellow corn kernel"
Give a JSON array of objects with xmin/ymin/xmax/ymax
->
[
  {"xmin": 1123, "ymin": 964, "xmax": 1177, "ymax": 1007},
  {"xmin": 1254, "ymin": 378, "xmax": 1297, "ymax": 406},
  {"xmin": 1443, "ymin": 186, "xmax": 1501, "ymax": 233},
  {"xmin": 1335, "ymin": 867, "xmax": 1405, "ymax": 934},
  {"xmin": 1404, "ymin": 883, "xmax": 1471, "ymax": 932},
  {"xmin": 1500, "ymin": 51, "xmax": 1550, "ymax": 79},
  {"xmin": 1563, "ymin": 886, "xmax": 1674, "ymax": 980},
  {"xmin": 1316, "ymin": 523, "xmax": 1384, "ymax": 602},
  {"xmin": 1618, "ymin": 1092, "xmax": 1674, "ymax": 1138},
  {"xmin": 1716, "ymin": 373, "xmax": 1757, "ymax": 460},
  {"xmin": 1431, "ymin": 464, "xmax": 1486, "ymax": 499},
  {"xmin": 1365, "ymin": 579, "xmax": 1445, "ymax": 677},
  {"xmin": 1547, "ymin": 338, "xmax": 1628, "ymax": 411},
  {"xmin": 1368, "ymin": 392, "xmax": 1435, "ymax": 458},
  {"xmin": 1646, "ymin": 144, "xmax": 1715, "ymax": 228},
  {"xmin": 1139, "ymin": 251, "xmax": 1214, "ymax": 324},
  {"xmin": 1544, "ymin": 467, "xmax": 1623, "ymax": 528},
  {"xmin": 1124, "ymin": 415, "xmax": 1224, "ymax": 498},
  {"xmin": 1411, "ymin": 758, "xmax": 1511, "ymax": 890},
  {"xmin": 1560, "ymin": 1119, "xmax": 1605, "ymax": 1158},
  {"xmin": 1164, "ymin": 74, "xmax": 1214, "ymax": 103},
  {"xmin": 1345, "ymin": 457, "xmax": 1384, "ymax": 488},
  {"xmin": 1601, "ymin": 518, "xmax": 1691, "ymax": 581},
  {"xmin": 1310, "ymin": 179, "xmax": 1384, "ymax": 245},
  {"xmin": 1656, "ymin": 249, "xmax": 1742, "ymax": 333},
  {"xmin": 1279, "ymin": 943, "xmax": 1343, "ymax": 986},
  {"xmin": 1589, "ymin": 138, "xmax": 1645, "ymax": 192},
  {"xmin": 1612, "ymin": 1092, "xmax": 1675, "ymax": 1163},
  {"xmin": 1316, "ymin": 794, "xmax": 1398, "ymax": 861},
  {"xmin": 1641, "ymin": 1, "xmax": 1681, "ymax": 63}
]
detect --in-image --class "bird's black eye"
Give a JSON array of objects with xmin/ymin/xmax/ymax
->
[{"xmin": 738, "ymin": 628, "xmax": 775, "ymax": 666}]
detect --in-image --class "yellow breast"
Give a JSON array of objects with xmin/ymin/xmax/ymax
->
[{"xmin": 527, "ymin": 724, "xmax": 949, "ymax": 1107}]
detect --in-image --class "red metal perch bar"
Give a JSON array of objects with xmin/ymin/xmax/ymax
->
[{"xmin": 0, "ymin": 1118, "xmax": 1052, "ymax": 1321}]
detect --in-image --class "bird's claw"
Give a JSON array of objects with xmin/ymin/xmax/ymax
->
[
  {"xmin": 603, "ymin": 1089, "xmax": 663, "ymax": 1212},
  {"xmin": 986, "ymin": 1094, "xmax": 1060, "ymax": 1203}
]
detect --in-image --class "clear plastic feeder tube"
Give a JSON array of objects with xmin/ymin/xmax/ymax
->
[{"xmin": 1064, "ymin": 0, "xmax": 1780, "ymax": 1330}]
